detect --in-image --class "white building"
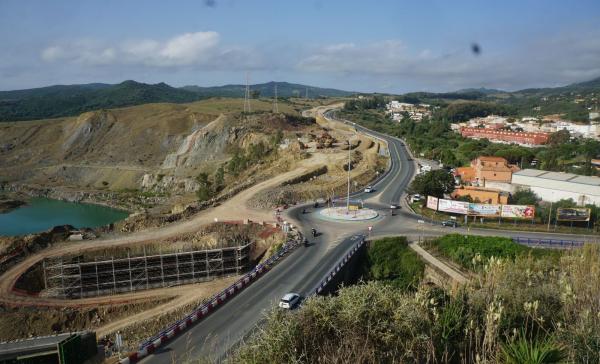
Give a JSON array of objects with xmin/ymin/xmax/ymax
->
[
  {"xmin": 512, "ymin": 169, "xmax": 600, "ymax": 206},
  {"xmin": 554, "ymin": 121, "xmax": 600, "ymax": 138},
  {"xmin": 386, "ymin": 101, "xmax": 432, "ymax": 122}
]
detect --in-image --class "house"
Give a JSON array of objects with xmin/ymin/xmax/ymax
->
[
  {"xmin": 455, "ymin": 156, "xmax": 520, "ymax": 185},
  {"xmin": 451, "ymin": 186, "xmax": 509, "ymax": 204}
]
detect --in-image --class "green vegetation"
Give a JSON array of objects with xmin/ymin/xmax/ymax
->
[
  {"xmin": 236, "ymin": 243, "xmax": 600, "ymax": 363},
  {"xmin": 0, "ymin": 81, "xmax": 352, "ymax": 122},
  {"xmin": 422, "ymin": 234, "xmax": 561, "ymax": 270},
  {"xmin": 408, "ymin": 169, "xmax": 455, "ymax": 198},
  {"xmin": 195, "ymin": 172, "xmax": 213, "ymax": 202},
  {"xmin": 0, "ymin": 80, "xmax": 201, "ymax": 121},
  {"xmin": 366, "ymin": 237, "xmax": 424, "ymax": 291},
  {"xmin": 340, "ymin": 96, "xmax": 600, "ymax": 176},
  {"xmin": 438, "ymin": 100, "xmax": 513, "ymax": 122}
]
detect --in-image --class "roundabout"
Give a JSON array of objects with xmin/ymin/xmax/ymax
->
[{"xmin": 319, "ymin": 206, "xmax": 379, "ymax": 221}]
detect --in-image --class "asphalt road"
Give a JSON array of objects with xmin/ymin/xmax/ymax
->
[{"xmin": 141, "ymin": 107, "xmax": 590, "ymax": 363}]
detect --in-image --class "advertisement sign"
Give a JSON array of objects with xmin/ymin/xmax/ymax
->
[
  {"xmin": 468, "ymin": 203, "xmax": 502, "ymax": 217},
  {"xmin": 556, "ymin": 208, "xmax": 591, "ymax": 221},
  {"xmin": 426, "ymin": 196, "xmax": 439, "ymax": 210},
  {"xmin": 437, "ymin": 199, "xmax": 469, "ymax": 214},
  {"xmin": 501, "ymin": 205, "xmax": 535, "ymax": 219}
]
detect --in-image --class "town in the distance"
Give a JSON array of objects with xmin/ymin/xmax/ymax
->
[{"xmin": 1, "ymin": 1, "xmax": 600, "ymax": 364}]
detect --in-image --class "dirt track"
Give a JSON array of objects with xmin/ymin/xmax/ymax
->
[
  {"xmin": 0, "ymin": 166, "xmax": 310, "ymax": 308},
  {"xmin": 0, "ymin": 105, "xmax": 369, "ymax": 337}
]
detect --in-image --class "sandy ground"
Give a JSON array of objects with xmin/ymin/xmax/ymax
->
[
  {"xmin": 0, "ymin": 104, "xmax": 382, "ymax": 338},
  {"xmin": 0, "ymin": 166, "xmax": 310, "ymax": 308},
  {"xmin": 95, "ymin": 276, "xmax": 238, "ymax": 338}
]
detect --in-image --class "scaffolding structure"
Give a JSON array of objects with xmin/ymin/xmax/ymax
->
[{"xmin": 43, "ymin": 243, "xmax": 253, "ymax": 298}]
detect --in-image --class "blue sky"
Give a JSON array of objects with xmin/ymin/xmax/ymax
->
[{"xmin": 1, "ymin": 0, "xmax": 599, "ymax": 92}]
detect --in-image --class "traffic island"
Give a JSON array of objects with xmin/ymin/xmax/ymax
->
[{"xmin": 319, "ymin": 207, "xmax": 378, "ymax": 221}]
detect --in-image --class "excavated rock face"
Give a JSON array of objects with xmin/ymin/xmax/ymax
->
[
  {"xmin": 62, "ymin": 110, "xmax": 119, "ymax": 160},
  {"xmin": 160, "ymin": 114, "xmax": 235, "ymax": 169}
]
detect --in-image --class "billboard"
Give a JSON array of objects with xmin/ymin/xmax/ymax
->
[
  {"xmin": 426, "ymin": 196, "xmax": 439, "ymax": 210},
  {"xmin": 468, "ymin": 203, "xmax": 502, "ymax": 217},
  {"xmin": 437, "ymin": 199, "xmax": 469, "ymax": 214},
  {"xmin": 501, "ymin": 205, "xmax": 535, "ymax": 219},
  {"xmin": 556, "ymin": 208, "xmax": 591, "ymax": 222}
]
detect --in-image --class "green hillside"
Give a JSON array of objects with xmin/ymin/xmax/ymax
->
[
  {"xmin": 0, "ymin": 80, "xmax": 200, "ymax": 121},
  {"xmin": 0, "ymin": 80, "xmax": 352, "ymax": 122},
  {"xmin": 182, "ymin": 81, "xmax": 353, "ymax": 98}
]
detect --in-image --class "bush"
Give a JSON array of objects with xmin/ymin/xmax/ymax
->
[
  {"xmin": 366, "ymin": 237, "xmax": 424, "ymax": 291},
  {"xmin": 235, "ymin": 245, "xmax": 600, "ymax": 363},
  {"xmin": 424, "ymin": 234, "xmax": 560, "ymax": 270}
]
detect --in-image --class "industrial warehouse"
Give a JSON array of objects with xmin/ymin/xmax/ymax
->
[{"xmin": 512, "ymin": 169, "xmax": 600, "ymax": 206}]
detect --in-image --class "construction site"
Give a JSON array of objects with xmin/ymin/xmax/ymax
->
[{"xmin": 43, "ymin": 242, "xmax": 252, "ymax": 298}]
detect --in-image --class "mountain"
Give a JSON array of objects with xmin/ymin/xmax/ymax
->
[
  {"xmin": 0, "ymin": 81, "xmax": 353, "ymax": 122},
  {"xmin": 181, "ymin": 81, "xmax": 354, "ymax": 99},
  {"xmin": 455, "ymin": 87, "xmax": 507, "ymax": 95},
  {"xmin": 0, "ymin": 80, "xmax": 201, "ymax": 122}
]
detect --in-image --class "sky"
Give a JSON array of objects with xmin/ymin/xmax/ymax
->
[{"xmin": 1, "ymin": 0, "xmax": 599, "ymax": 93}]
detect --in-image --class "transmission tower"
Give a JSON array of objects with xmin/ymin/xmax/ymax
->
[
  {"xmin": 273, "ymin": 83, "xmax": 279, "ymax": 113},
  {"xmin": 243, "ymin": 73, "xmax": 251, "ymax": 113}
]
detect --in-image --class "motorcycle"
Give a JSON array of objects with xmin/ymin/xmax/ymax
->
[{"xmin": 311, "ymin": 228, "xmax": 317, "ymax": 237}]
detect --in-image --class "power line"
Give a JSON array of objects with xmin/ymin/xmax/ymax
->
[
  {"xmin": 244, "ymin": 72, "xmax": 251, "ymax": 113},
  {"xmin": 273, "ymin": 83, "xmax": 279, "ymax": 113}
]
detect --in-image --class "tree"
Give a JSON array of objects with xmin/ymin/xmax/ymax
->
[
  {"xmin": 250, "ymin": 90, "xmax": 261, "ymax": 99},
  {"xmin": 227, "ymin": 149, "xmax": 247, "ymax": 176},
  {"xmin": 548, "ymin": 129, "xmax": 570, "ymax": 146},
  {"xmin": 510, "ymin": 188, "xmax": 539, "ymax": 205},
  {"xmin": 409, "ymin": 170, "xmax": 455, "ymax": 198},
  {"xmin": 214, "ymin": 165, "xmax": 225, "ymax": 192},
  {"xmin": 196, "ymin": 172, "xmax": 212, "ymax": 201}
]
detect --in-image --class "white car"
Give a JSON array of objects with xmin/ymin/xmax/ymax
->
[
  {"xmin": 364, "ymin": 186, "xmax": 374, "ymax": 193},
  {"xmin": 279, "ymin": 293, "xmax": 301, "ymax": 309}
]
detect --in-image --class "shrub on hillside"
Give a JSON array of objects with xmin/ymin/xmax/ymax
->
[
  {"xmin": 235, "ymin": 245, "xmax": 600, "ymax": 363},
  {"xmin": 366, "ymin": 236, "xmax": 424, "ymax": 291},
  {"xmin": 424, "ymin": 234, "xmax": 561, "ymax": 270}
]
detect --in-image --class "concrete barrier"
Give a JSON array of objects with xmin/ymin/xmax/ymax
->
[
  {"xmin": 119, "ymin": 234, "xmax": 302, "ymax": 363},
  {"xmin": 311, "ymin": 237, "xmax": 366, "ymax": 296}
]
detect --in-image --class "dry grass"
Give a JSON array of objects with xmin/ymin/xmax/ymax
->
[{"xmin": 234, "ymin": 244, "xmax": 600, "ymax": 363}]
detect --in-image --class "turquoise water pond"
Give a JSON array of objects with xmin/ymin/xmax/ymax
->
[{"xmin": 0, "ymin": 197, "xmax": 128, "ymax": 236}]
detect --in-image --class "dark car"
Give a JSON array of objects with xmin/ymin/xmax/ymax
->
[{"xmin": 441, "ymin": 220, "xmax": 459, "ymax": 228}]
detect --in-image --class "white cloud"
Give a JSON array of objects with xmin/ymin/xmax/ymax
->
[
  {"xmin": 296, "ymin": 33, "xmax": 600, "ymax": 91},
  {"xmin": 31, "ymin": 29, "xmax": 600, "ymax": 92},
  {"xmin": 40, "ymin": 31, "xmax": 254, "ymax": 69}
]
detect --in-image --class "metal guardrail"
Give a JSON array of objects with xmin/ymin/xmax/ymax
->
[
  {"xmin": 119, "ymin": 234, "xmax": 302, "ymax": 364},
  {"xmin": 312, "ymin": 235, "xmax": 366, "ymax": 295},
  {"xmin": 512, "ymin": 237, "xmax": 585, "ymax": 248}
]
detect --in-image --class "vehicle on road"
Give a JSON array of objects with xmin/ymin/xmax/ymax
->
[
  {"xmin": 311, "ymin": 228, "xmax": 317, "ymax": 237},
  {"xmin": 303, "ymin": 238, "xmax": 309, "ymax": 247},
  {"xmin": 279, "ymin": 293, "xmax": 301, "ymax": 309},
  {"xmin": 390, "ymin": 203, "xmax": 399, "ymax": 209},
  {"xmin": 364, "ymin": 186, "xmax": 374, "ymax": 193},
  {"xmin": 441, "ymin": 220, "xmax": 459, "ymax": 228}
]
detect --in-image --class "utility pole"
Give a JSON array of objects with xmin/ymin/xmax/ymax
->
[
  {"xmin": 244, "ymin": 72, "xmax": 251, "ymax": 113},
  {"xmin": 273, "ymin": 83, "xmax": 278, "ymax": 113},
  {"xmin": 547, "ymin": 201, "xmax": 553, "ymax": 231}
]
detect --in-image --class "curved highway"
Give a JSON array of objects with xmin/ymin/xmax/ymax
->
[{"xmin": 141, "ymin": 106, "xmax": 590, "ymax": 363}]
